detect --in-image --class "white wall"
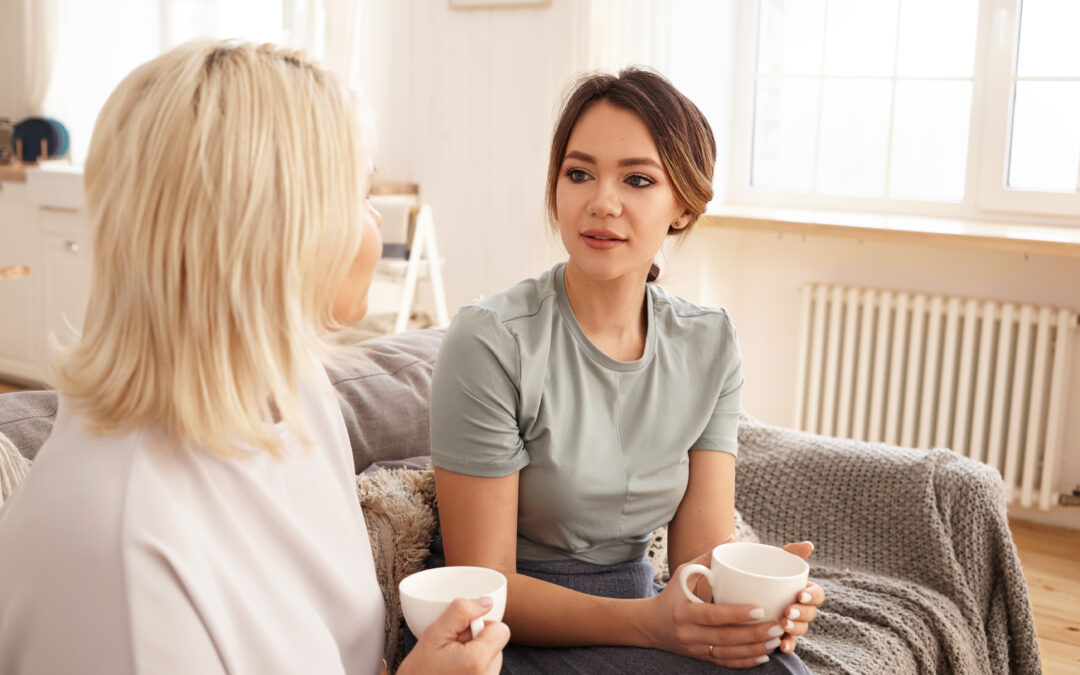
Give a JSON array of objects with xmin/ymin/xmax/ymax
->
[
  {"xmin": 358, "ymin": 0, "xmax": 581, "ymax": 310},
  {"xmin": 661, "ymin": 225, "xmax": 1080, "ymax": 528}
]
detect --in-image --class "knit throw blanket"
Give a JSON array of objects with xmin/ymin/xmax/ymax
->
[{"xmin": 734, "ymin": 417, "xmax": 1042, "ymax": 675}]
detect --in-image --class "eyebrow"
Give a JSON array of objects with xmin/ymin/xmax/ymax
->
[{"xmin": 564, "ymin": 150, "xmax": 663, "ymax": 170}]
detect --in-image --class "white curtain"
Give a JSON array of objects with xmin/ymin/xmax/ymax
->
[
  {"xmin": 22, "ymin": 0, "xmax": 59, "ymax": 116},
  {"xmin": 33, "ymin": 0, "xmax": 365, "ymax": 163}
]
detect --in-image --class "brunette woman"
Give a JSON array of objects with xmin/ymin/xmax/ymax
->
[{"xmin": 429, "ymin": 68, "xmax": 823, "ymax": 673}]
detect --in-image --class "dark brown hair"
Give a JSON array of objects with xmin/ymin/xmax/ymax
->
[{"xmin": 545, "ymin": 67, "xmax": 717, "ymax": 282}]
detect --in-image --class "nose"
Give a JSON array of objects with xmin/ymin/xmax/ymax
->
[{"xmin": 587, "ymin": 180, "xmax": 621, "ymax": 218}]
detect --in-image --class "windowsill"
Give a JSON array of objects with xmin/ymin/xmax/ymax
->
[{"xmin": 702, "ymin": 204, "xmax": 1080, "ymax": 260}]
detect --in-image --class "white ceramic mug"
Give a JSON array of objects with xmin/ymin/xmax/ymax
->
[
  {"xmin": 398, "ymin": 566, "xmax": 507, "ymax": 640},
  {"xmin": 677, "ymin": 542, "xmax": 809, "ymax": 623}
]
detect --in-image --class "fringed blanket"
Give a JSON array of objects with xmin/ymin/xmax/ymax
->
[{"xmin": 734, "ymin": 416, "xmax": 1042, "ymax": 675}]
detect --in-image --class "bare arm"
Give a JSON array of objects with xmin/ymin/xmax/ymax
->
[{"xmin": 667, "ymin": 450, "xmax": 736, "ymax": 573}]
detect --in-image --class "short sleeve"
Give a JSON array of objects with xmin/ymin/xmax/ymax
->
[
  {"xmin": 430, "ymin": 306, "xmax": 530, "ymax": 477},
  {"xmin": 690, "ymin": 310, "xmax": 744, "ymax": 455}
]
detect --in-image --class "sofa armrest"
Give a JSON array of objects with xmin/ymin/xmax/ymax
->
[
  {"xmin": 734, "ymin": 415, "xmax": 1041, "ymax": 673},
  {"xmin": 734, "ymin": 415, "xmax": 1008, "ymax": 581}
]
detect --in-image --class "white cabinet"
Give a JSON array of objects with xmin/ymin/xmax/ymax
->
[
  {"xmin": 0, "ymin": 167, "xmax": 90, "ymax": 385},
  {"xmin": 0, "ymin": 181, "xmax": 42, "ymax": 383},
  {"xmin": 41, "ymin": 211, "xmax": 92, "ymax": 350}
]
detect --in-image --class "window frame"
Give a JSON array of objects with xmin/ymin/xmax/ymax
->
[{"xmin": 727, "ymin": 0, "xmax": 1080, "ymax": 225}]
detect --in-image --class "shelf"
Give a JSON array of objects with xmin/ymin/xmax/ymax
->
[{"xmin": 0, "ymin": 165, "xmax": 27, "ymax": 182}]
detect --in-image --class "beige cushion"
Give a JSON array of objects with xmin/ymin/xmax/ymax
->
[
  {"xmin": 0, "ymin": 430, "xmax": 31, "ymax": 504},
  {"xmin": 355, "ymin": 465, "xmax": 439, "ymax": 671}
]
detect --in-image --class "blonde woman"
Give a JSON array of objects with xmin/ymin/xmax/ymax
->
[{"xmin": 0, "ymin": 41, "xmax": 508, "ymax": 675}]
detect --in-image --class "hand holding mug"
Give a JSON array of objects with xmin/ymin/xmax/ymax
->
[
  {"xmin": 396, "ymin": 596, "xmax": 509, "ymax": 675},
  {"xmin": 677, "ymin": 541, "xmax": 823, "ymax": 657},
  {"xmin": 397, "ymin": 567, "xmax": 510, "ymax": 675}
]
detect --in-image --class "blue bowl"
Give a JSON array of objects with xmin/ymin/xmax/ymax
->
[{"xmin": 12, "ymin": 117, "xmax": 63, "ymax": 162}]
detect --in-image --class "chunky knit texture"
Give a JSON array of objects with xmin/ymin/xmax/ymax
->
[{"xmin": 734, "ymin": 414, "xmax": 1042, "ymax": 675}]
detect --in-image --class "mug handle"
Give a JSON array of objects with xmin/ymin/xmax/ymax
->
[
  {"xmin": 677, "ymin": 563, "xmax": 712, "ymax": 604},
  {"xmin": 469, "ymin": 617, "xmax": 485, "ymax": 640}
]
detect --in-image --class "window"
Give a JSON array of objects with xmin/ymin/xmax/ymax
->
[
  {"xmin": 40, "ymin": 0, "xmax": 359, "ymax": 164},
  {"xmin": 730, "ymin": 0, "xmax": 1080, "ymax": 221}
]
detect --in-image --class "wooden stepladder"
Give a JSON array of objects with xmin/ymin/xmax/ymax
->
[{"xmin": 386, "ymin": 204, "xmax": 449, "ymax": 333}]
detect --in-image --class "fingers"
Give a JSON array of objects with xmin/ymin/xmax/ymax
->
[
  {"xmin": 678, "ymin": 617, "xmax": 786, "ymax": 649},
  {"xmin": 461, "ymin": 621, "xmax": 510, "ymax": 675},
  {"xmin": 689, "ymin": 601, "xmax": 768, "ymax": 627},
  {"xmin": 796, "ymin": 581, "xmax": 826, "ymax": 607},
  {"xmin": 704, "ymin": 635, "xmax": 781, "ymax": 665},
  {"xmin": 782, "ymin": 540, "xmax": 814, "ymax": 560},
  {"xmin": 778, "ymin": 634, "xmax": 799, "ymax": 655},
  {"xmin": 782, "ymin": 603, "xmax": 818, "ymax": 625},
  {"xmin": 427, "ymin": 597, "xmax": 495, "ymax": 641},
  {"xmin": 470, "ymin": 620, "xmax": 511, "ymax": 652}
]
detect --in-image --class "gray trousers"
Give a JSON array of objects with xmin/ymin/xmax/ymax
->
[{"xmin": 407, "ymin": 539, "xmax": 813, "ymax": 674}]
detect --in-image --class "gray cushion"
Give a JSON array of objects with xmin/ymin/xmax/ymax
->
[
  {"xmin": 0, "ymin": 328, "xmax": 445, "ymax": 470},
  {"xmin": 0, "ymin": 391, "xmax": 58, "ymax": 461},
  {"xmin": 328, "ymin": 329, "xmax": 443, "ymax": 472}
]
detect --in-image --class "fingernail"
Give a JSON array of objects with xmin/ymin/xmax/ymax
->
[
  {"xmin": 754, "ymin": 656, "xmax": 770, "ymax": 665},
  {"xmin": 787, "ymin": 608, "xmax": 801, "ymax": 620},
  {"xmin": 767, "ymin": 624, "xmax": 784, "ymax": 638},
  {"xmin": 764, "ymin": 638, "xmax": 781, "ymax": 650},
  {"xmin": 799, "ymin": 591, "xmax": 812, "ymax": 603},
  {"xmin": 784, "ymin": 619, "xmax": 795, "ymax": 631},
  {"xmin": 723, "ymin": 534, "xmax": 736, "ymax": 544},
  {"xmin": 748, "ymin": 608, "xmax": 765, "ymax": 620},
  {"xmin": 475, "ymin": 596, "xmax": 493, "ymax": 609}
]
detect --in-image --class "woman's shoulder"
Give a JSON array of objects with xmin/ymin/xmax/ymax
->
[
  {"xmin": 464, "ymin": 265, "xmax": 561, "ymax": 326},
  {"xmin": 649, "ymin": 284, "xmax": 734, "ymax": 329}
]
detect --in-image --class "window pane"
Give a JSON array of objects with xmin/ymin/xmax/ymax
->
[
  {"xmin": 751, "ymin": 79, "xmax": 819, "ymax": 191},
  {"xmin": 817, "ymin": 80, "xmax": 892, "ymax": 197},
  {"xmin": 896, "ymin": 0, "xmax": 978, "ymax": 77},
  {"xmin": 1008, "ymin": 81, "xmax": 1080, "ymax": 191},
  {"xmin": 889, "ymin": 81, "xmax": 972, "ymax": 201},
  {"xmin": 1017, "ymin": 0, "xmax": 1080, "ymax": 77},
  {"xmin": 757, "ymin": 0, "xmax": 826, "ymax": 76},
  {"xmin": 823, "ymin": 0, "xmax": 898, "ymax": 77}
]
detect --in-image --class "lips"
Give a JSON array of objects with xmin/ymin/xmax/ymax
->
[{"xmin": 581, "ymin": 229, "xmax": 626, "ymax": 250}]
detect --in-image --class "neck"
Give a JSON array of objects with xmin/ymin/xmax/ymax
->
[{"xmin": 563, "ymin": 261, "xmax": 649, "ymax": 361}]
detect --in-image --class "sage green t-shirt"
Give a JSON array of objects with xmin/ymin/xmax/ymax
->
[{"xmin": 430, "ymin": 263, "xmax": 743, "ymax": 565}]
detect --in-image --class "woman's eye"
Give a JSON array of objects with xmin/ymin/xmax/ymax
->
[
  {"xmin": 565, "ymin": 168, "xmax": 590, "ymax": 183},
  {"xmin": 626, "ymin": 174, "xmax": 654, "ymax": 188}
]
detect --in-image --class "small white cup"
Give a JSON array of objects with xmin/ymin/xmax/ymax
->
[
  {"xmin": 678, "ymin": 542, "xmax": 809, "ymax": 623},
  {"xmin": 398, "ymin": 566, "xmax": 507, "ymax": 640}
]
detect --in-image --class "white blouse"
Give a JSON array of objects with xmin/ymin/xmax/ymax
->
[{"xmin": 0, "ymin": 368, "xmax": 385, "ymax": 675}]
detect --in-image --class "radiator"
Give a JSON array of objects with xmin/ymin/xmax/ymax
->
[{"xmin": 794, "ymin": 283, "xmax": 1078, "ymax": 510}]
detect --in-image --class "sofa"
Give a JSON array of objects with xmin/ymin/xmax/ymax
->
[{"xmin": 0, "ymin": 328, "xmax": 1042, "ymax": 674}]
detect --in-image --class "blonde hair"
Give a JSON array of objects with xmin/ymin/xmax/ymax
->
[{"xmin": 52, "ymin": 40, "xmax": 366, "ymax": 457}]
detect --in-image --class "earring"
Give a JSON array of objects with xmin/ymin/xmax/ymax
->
[{"xmin": 673, "ymin": 220, "xmax": 685, "ymax": 229}]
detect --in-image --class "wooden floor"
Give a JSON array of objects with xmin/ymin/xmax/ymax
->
[
  {"xmin": 0, "ymin": 380, "xmax": 1077, "ymax": 670},
  {"xmin": 1010, "ymin": 519, "xmax": 1080, "ymax": 673}
]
